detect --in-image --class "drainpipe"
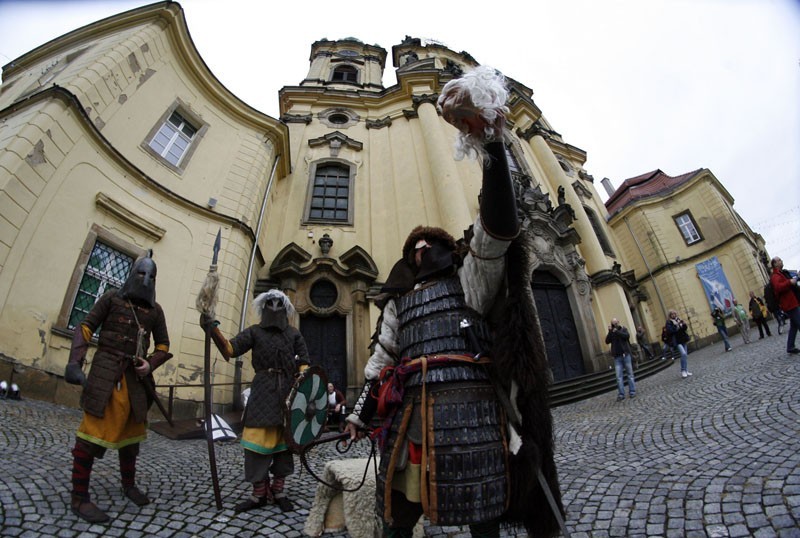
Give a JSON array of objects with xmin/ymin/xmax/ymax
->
[{"xmin": 233, "ymin": 153, "xmax": 281, "ymax": 409}]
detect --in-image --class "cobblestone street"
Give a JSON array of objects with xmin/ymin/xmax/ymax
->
[{"xmin": 1, "ymin": 332, "xmax": 799, "ymax": 537}]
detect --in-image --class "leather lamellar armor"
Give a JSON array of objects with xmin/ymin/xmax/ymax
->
[
  {"xmin": 81, "ymin": 293, "xmax": 168, "ymax": 422},
  {"xmin": 395, "ymin": 277, "xmax": 492, "ymax": 359},
  {"xmin": 379, "ymin": 278, "xmax": 509, "ymax": 526}
]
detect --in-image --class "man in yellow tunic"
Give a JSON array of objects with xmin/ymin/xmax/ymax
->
[
  {"xmin": 201, "ymin": 289, "xmax": 310, "ymax": 513},
  {"xmin": 65, "ymin": 252, "xmax": 172, "ymax": 523}
]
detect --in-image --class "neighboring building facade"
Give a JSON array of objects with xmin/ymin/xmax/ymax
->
[
  {"xmin": 0, "ymin": 3, "xmax": 767, "ymax": 413},
  {"xmin": 602, "ymin": 169, "xmax": 769, "ymax": 348}
]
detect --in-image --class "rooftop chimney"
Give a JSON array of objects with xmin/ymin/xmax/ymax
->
[{"xmin": 601, "ymin": 177, "xmax": 616, "ymax": 197}]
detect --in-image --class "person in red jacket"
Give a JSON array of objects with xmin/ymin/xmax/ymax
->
[{"xmin": 769, "ymin": 256, "xmax": 800, "ymax": 354}]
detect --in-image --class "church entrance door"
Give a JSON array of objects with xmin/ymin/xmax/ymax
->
[{"xmin": 531, "ymin": 271, "xmax": 585, "ymax": 381}]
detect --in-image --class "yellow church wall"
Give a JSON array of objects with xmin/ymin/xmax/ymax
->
[{"xmin": 0, "ymin": 88, "xmax": 267, "ymax": 407}]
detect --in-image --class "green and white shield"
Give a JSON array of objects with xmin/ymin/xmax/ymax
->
[{"xmin": 284, "ymin": 366, "xmax": 329, "ymax": 451}]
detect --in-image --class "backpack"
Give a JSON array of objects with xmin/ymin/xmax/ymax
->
[{"xmin": 763, "ymin": 283, "xmax": 779, "ymax": 313}]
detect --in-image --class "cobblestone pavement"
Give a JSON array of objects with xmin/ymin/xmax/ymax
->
[{"xmin": 1, "ymin": 333, "xmax": 799, "ymax": 537}]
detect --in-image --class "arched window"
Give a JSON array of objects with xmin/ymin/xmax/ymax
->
[
  {"xmin": 304, "ymin": 162, "xmax": 354, "ymax": 225},
  {"xmin": 584, "ymin": 206, "xmax": 616, "ymax": 257},
  {"xmin": 331, "ymin": 65, "xmax": 358, "ymax": 83}
]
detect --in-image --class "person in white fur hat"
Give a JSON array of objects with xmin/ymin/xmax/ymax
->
[{"xmin": 201, "ymin": 289, "xmax": 310, "ymax": 513}]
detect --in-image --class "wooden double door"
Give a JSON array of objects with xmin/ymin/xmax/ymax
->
[
  {"xmin": 530, "ymin": 271, "xmax": 585, "ymax": 382},
  {"xmin": 300, "ymin": 314, "xmax": 347, "ymax": 394}
]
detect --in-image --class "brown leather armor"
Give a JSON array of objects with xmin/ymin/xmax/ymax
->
[{"xmin": 79, "ymin": 291, "xmax": 170, "ymax": 422}]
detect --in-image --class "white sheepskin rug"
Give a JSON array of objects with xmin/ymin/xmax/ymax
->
[{"xmin": 304, "ymin": 458, "xmax": 380, "ymax": 538}]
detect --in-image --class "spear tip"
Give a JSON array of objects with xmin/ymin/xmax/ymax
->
[{"xmin": 212, "ymin": 229, "xmax": 222, "ymax": 265}]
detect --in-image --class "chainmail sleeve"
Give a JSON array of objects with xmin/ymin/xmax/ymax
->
[
  {"xmin": 347, "ymin": 299, "xmax": 400, "ymax": 427},
  {"xmin": 345, "ymin": 380, "xmax": 378, "ymax": 428}
]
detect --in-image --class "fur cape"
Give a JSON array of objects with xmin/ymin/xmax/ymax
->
[{"xmin": 489, "ymin": 234, "xmax": 564, "ymax": 537}]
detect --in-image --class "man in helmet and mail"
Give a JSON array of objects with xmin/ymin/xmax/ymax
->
[
  {"xmin": 64, "ymin": 251, "xmax": 172, "ymax": 523},
  {"xmin": 201, "ymin": 289, "xmax": 310, "ymax": 513}
]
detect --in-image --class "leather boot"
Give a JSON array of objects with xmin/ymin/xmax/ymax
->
[
  {"xmin": 275, "ymin": 496, "xmax": 293, "ymax": 512},
  {"xmin": 234, "ymin": 496, "xmax": 268, "ymax": 513},
  {"xmin": 71, "ymin": 494, "xmax": 110, "ymax": 523},
  {"xmin": 123, "ymin": 486, "xmax": 150, "ymax": 506}
]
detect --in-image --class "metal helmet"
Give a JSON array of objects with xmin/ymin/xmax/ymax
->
[
  {"xmin": 118, "ymin": 250, "xmax": 157, "ymax": 307},
  {"xmin": 254, "ymin": 289, "xmax": 294, "ymax": 330}
]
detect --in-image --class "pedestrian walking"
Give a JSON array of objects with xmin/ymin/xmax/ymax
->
[
  {"xmin": 748, "ymin": 291, "xmax": 772, "ymax": 339},
  {"xmin": 665, "ymin": 309, "xmax": 692, "ymax": 378},
  {"xmin": 636, "ymin": 326, "xmax": 655, "ymax": 361},
  {"xmin": 769, "ymin": 257, "xmax": 800, "ymax": 354},
  {"xmin": 711, "ymin": 306, "xmax": 732, "ymax": 351},
  {"xmin": 732, "ymin": 299, "xmax": 751, "ymax": 344},
  {"xmin": 606, "ymin": 318, "xmax": 636, "ymax": 400}
]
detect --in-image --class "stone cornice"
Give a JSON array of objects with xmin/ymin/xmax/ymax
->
[
  {"xmin": 307, "ymin": 131, "xmax": 363, "ymax": 151},
  {"xmin": 95, "ymin": 192, "xmax": 166, "ymax": 241}
]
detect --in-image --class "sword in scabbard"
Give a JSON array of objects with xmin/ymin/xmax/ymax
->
[{"xmin": 134, "ymin": 330, "xmax": 174, "ymax": 428}]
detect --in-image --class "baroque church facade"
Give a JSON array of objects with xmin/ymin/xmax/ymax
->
[{"xmin": 0, "ymin": 2, "xmax": 768, "ymax": 413}]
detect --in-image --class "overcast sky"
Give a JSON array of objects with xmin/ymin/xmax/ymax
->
[{"xmin": 1, "ymin": 0, "xmax": 799, "ymax": 272}]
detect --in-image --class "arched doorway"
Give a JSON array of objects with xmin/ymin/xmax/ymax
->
[{"xmin": 531, "ymin": 270, "xmax": 585, "ymax": 381}]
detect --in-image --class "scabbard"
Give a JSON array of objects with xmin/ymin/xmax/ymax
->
[{"xmin": 140, "ymin": 376, "xmax": 174, "ymax": 428}]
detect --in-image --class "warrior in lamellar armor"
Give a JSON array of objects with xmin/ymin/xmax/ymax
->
[{"xmin": 345, "ymin": 66, "xmax": 564, "ymax": 537}]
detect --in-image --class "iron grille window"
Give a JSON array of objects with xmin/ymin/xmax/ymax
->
[
  {"xmin": 148, "ymin": 111, "xmax": 197, "ymax": 167},
  {"xmin": 68, "ymin": 242, "xmax": 133, "ymax": 330},
  {"xmin": 309, "ymin": 165, "xmax": 350, "ymax": 222},
  {"xmin": 310, "ymin": 279, "xmax": 338, "ymax": 309}
]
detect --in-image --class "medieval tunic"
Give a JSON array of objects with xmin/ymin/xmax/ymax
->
[
  {"xmin": 364, "ymin": 218, "xmax": 511, "ymax": 526},
  {"xmin": 230, "ymin": 323, "xmax": 309, "ymax": 455},
  {"xmin": 76, "ymin": 291, "xmax": 170, "ymax": 450}
]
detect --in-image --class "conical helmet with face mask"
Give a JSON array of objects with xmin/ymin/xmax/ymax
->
[
  {"xmin": 118, "ymin": 250, "xmax": 157, "ymax": 307},
  {"xmin": 254, "ymin": 289, "xmax": 296, "ymax": 331}
]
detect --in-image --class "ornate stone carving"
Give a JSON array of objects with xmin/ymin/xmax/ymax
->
[
  {"xmin": 411, "ymin": 94, "xmax": 440, "ymax": 111},
  {"xmin": 516, "ymin": 121, "xmax": 552, "ymax": 142},
  {"xmin": 281, "ymin": 113, "xmax": 313, "ymax": 124},
  {"xmin": 366, "ymin": 117, "xmax": 393, "ymax": 129},
  {"xmin": 443, "ymin": 59, "xmax": 463, "ymax": 77}
]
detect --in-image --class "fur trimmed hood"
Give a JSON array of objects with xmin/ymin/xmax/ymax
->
[{"xmin": 401, "ymin": 226, "xmax": 457, "ymax": 266}]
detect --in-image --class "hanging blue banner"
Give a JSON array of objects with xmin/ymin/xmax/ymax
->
[{"xmin": 695, "ymin": 256, "xmax": 734, "ymax": 315}]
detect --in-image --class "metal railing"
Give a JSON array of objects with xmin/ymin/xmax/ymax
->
[{"xmin": 154, "ymin": 381, "xmax": 251, "ymax": 422}]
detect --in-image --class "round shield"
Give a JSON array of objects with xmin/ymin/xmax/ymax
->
[{"xmin": 284, "ymin": 366, "xmax": 329, "ymax": 451}]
